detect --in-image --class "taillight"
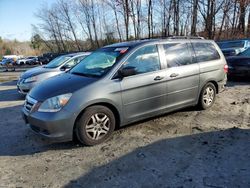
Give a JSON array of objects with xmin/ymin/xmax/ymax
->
[{"xmin": 224, "ymin": 64, "xmax": 228, "ymax": 73}]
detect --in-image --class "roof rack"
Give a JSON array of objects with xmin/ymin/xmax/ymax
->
[
  {"xmin": 167, "ymin": 35, "xmax": 204, "ymax": 39},
  {"xmin": 139, "ymin": 35, "xmax": 204, "ymax": 40}
]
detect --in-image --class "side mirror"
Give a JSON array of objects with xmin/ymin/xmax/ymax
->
[
  {"xmin": 60, "ymin": 65, "xmax": 70, "ymax": 71},
  {"xmin": 118, "ymin": 66, "xmax": 136, "ymax": 78}
]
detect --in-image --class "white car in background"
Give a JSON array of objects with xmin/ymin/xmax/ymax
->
[
  {"xmin": 16, "ymin": 56, "xmax": 38, "ymax": 65},
  {"xmin": 3, "ymin": 55, "xmax": 23, "ymax": 60}
]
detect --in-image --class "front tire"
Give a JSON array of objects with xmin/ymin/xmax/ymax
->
[
  {"xmin": 199, "ymin": 82, "xmax": 216, "ymax": 110},
  {"xmin": 75, "ymin": 105, "xmax": 116, "ymax": 146}
]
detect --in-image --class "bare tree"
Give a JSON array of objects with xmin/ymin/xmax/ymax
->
[
  {"xmin": 58, "ymin": 0, "xmax": 81, "ymax": 51},
  {"xmin": 78, "ymin": 0, "xmax": 95, "ymax": 48},
  {"xmin": 33, "ymin": 0, "xmax": 250, "ymax": 53},
  {"xmin": 217, "ymin": 0, "xmax": 232, "ymax": 40},
  {"xmin": 238, "ymin": 0, "xmax": 247, "ymax": 34},
  {"xmin": 90, "ymin": 0, "xmax": 100, "ymax": 47},
  {"xmin": 248, "ymin": 9, "xmax": 250, "ymax": 36},
  {"xmin": 106, "ymin": 0, "xmax": 123, "ymax": 41},
  {"xmin": 146, "ymin": 0, "xmax": 153, "ymax": 38},
  {"xmin": 173, "ymin": 0, "xmax": 180, "ymax": 35},
  {"xmin": 191, "ymin": 0, "xmax": 199, "ymax": 35},
  {"xmin": 121, "ymin": 0, "xmax": 130, "ymax": 40}
]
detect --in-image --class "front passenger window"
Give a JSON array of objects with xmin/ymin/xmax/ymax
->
[{"xmin": 122, "ymin": 45, "xmax": 160, "ymax": 76}]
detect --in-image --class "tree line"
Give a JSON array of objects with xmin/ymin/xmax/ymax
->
[
  {"xmin": 32, "ymin": 0, "xmax": 250, "ymax": 52},
  {"xmin": 0, "ymin": 37, "xmax": 38, "ymax": 58}
]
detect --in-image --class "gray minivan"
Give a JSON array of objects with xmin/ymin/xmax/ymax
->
[{"xmin": 22, "ymin": 38, "xmax": 227, "ymax": 145}]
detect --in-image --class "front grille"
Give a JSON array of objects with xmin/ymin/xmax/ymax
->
[{"xmin": 24, "ymin": 95, "xmax": 37, "ymax": 112}]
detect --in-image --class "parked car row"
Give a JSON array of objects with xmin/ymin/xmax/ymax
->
[
  {"xmin": 17, "ymin": 52, "xmax": 91, "ymax": 94},
  {"xmin": 0, "ymin": 52, "xmax": 81, "ymax": 70},
  {"xmin": 20, "ymin": 38, "xmax": 228, "ymax": 146},
  {"xmin": 0, "ymin": 55, "xmax": 22, "ymax": 71},
  {"xmin": 16, "ymin": 56, "xmax": 39, "ymax": 65},
  {"xmin": 38, "ymin": 52, "xmax": 69, "ymax": 65}
]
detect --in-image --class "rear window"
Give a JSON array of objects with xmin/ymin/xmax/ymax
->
[
  {"xmin": 192, "ymin": 43, "xmax": 220, "ymax": 63},
  {"xmin": 217, "ymin": 41, "xmax": 245, "ymax": 49}
]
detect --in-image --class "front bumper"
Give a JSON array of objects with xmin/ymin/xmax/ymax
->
[{"xmin": 22, "ymin": 107, "xmax": 75, "ymax": 142}]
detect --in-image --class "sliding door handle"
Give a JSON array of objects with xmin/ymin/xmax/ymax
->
[
  {"xmin": 154, "ymin": 76, "xmax": 164, "ymax": 81},
  {"xmin": 170, "ymin": 73, "xmax": 179, "ymax": 78}
]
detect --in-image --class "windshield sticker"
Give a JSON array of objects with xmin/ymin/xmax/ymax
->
[{"xmin": 115, "ymin": 47, "xmax": 129, "ymax": 54}]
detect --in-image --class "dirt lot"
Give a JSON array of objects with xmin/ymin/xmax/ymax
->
[{"xmin": 0, "ymin": 70, "xmax": 249, "ymax": 188}]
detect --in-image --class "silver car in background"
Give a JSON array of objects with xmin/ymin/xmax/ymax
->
[{"xmin": 17, "ymin": 52, "xmax": 90, "ymax": 94}]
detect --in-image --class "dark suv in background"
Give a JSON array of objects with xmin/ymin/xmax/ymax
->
[
  {"xmin": 22, "ymin": 38, "xmax": 227, "ymax": 146},
  {"xmin": 217, "ymin": 39, "xmax": 250, "ymax": 57},
  {"xmin": 38, "ymin": 53, "xmax": 67, "ymax": 64},
  {"xmin": 226, "ymin": 47, "xmax": 250, "ymax": 79}
]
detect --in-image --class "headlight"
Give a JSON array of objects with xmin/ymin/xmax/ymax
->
[
  {"xmin": 24, "ymin": 74, "xmax": 46, "ymax": 83},
  {"xmin": 38, "ymin": 93, "xmax": 72, "ymax": 112},
  {"xmin": 24, "ymin": 76, "xmax": 38, "ymax": 83}
]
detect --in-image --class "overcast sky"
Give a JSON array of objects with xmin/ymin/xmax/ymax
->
[{"xmin": 0, "ymin": 0, "xmax": 57, "ymax": 41}]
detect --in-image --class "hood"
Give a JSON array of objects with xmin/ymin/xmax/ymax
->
[
  {"xmin": 21, "ymin": 66, "xmax": 56, "ymax": 79},
  {"xmin": 226, "ymin": 56, "xmax": 250, "ymax": 66},
  {"xmin": 29, "ymin": 73, "xmax": 97, "ymax": 101}
]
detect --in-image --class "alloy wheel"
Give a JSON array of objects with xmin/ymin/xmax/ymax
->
[
  {"xmin": 85, "ymin": 113, "xmax": 110, "ymax": 140},
  {"xmin": 203, "ymin": 86, "xmax": 215, "ymax": 106}
]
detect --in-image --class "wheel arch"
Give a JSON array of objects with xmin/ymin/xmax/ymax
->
[
  {"xmin": 73, "ymin": 102, "xmax": 121, "ymax": 136},
  {"xmin": 200, "ymin": 79, "xmax": 219, "ymax": 94}
]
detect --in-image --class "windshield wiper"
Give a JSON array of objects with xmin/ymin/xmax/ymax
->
[{"xmin": 71, "ymin": 72, "xmax": 99, "ymax": 78}]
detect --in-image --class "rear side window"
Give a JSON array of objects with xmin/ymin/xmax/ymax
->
[
  {"xmin": 122, "ymin": 45, "xmax": 161, "ymax": 75},
  {"xmin": 163, "ymin": 43, "xmax": 193, "ymax": 68},
  {"xmin": 192, "ymin": 42, "xmax": 220, "ymax": 63}
]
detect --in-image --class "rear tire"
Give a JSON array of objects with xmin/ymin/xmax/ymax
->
[
  {"xmin": 75, "ymin": 105, "xmax": 116, "ymax": 146},
  {"xmin": 199, "ymin": 82, "xmax": 216, "ymax": 110}
]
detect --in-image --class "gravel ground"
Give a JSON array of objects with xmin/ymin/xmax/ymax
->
[{"xmin": 0, "ymin": 71, "xmax": 249, "ymax": 188}]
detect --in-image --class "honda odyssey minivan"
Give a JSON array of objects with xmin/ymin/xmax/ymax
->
[{"xmin": 22, "ymin": 38, "xmax": 227, "ymax": 145}]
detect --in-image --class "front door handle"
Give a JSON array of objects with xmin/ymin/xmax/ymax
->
[
  {"xmin": 170, "ymin": 73, "xmax": 179, "ymax": 78},
  {"xmin": 154, "ymin": 76, "xmax": 164, "ymax": 81}
]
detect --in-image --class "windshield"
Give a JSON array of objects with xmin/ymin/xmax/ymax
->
[
  {"xmin": 238, "ymin": 48, "xmax": 250, "ymax": 57},
  {"xmin": 45, "ymin": 56, "xmax": 71, "ymax": 68},
  {"xmin": 70, "ymin": 47, "xmax": 128, "ymax": 77},
  {"xmin": 217, "ymin": 41, "xmax": 245, "ymax": 49}
]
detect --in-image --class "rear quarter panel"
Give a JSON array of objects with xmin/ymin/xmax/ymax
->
[{"xmin": 198, "ymin": 41, "xmax": 227, "ymax": 93}]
